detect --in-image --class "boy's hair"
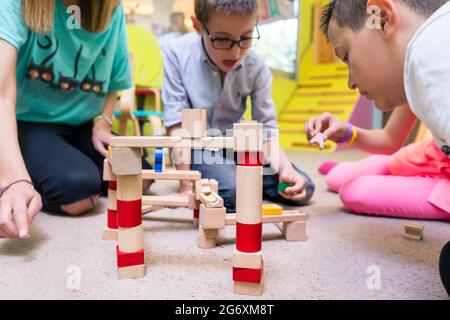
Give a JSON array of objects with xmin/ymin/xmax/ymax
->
[
  {"xmin": 321, "ymin": 0, "xmax": 449, "ymax": 35},
  {"xmin": 195, "ymin": 0, "xmax": 260, "ymax": 24}
]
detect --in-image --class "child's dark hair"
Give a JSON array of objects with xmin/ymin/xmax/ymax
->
[
  {"xmin": 321, "ymin": 0, "xmax": 449, "ymax": 36},
  {"xmin": 195, "ymin": 0, "xmax": 260, "ymax": 24}
]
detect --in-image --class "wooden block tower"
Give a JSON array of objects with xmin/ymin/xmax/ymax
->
[
  {"xmin": 110, "ymin": 147, "xmax": 145, "ymax": 279},
  {"xmin": 232, "ymin": 121, "xmax": 264, "ymax": 296}
]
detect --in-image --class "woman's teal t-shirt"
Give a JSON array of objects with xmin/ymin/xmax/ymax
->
[{"xmin": 0, "ymin": 0, "xmax": 132, "ymax": 125}]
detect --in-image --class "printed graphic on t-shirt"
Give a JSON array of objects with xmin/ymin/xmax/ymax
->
[{"xmin": 25, "ymin": 33, "xmax": 107, "ymax": 96}]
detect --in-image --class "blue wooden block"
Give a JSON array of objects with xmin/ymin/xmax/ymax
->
[{"xmin": 154, "ymin": 148, "xmax": 164, "ymax": 173}]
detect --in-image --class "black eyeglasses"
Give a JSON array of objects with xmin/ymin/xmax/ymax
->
[{"xmin": 202, "ymin": 23, "xmax": 261, "ymax": 50}]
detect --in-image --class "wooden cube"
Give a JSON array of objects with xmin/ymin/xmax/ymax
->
[
  {"xmin": 232, "ymin": 248, "xmax": 262, "ymax": 269},
  {"xmin": 199, "ymin": 204, "xmax": 226, "ymax": 229},
  {"xmin": 282, "ymin": 221, "xmax": 307, "ymax": 241},
  {"xmin": 234, "ymin": 280, "xmax": 263, "ymax": 296},
  {"xmin": 111, "ymin": 147, "xmax": 142, "ymax": 175},
  {"xmin": 118, "ymin": 264, "xmax": 145, "ymax": 280},
  {"xmin": 403, "ymin": 223, "xmax": 424, "ymax": 241},
  {"xmin": 233, "ymin": 122, "xmax": 263, "ymax": 152}
]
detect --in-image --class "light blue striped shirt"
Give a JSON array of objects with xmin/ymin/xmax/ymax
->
[{"xmin": 162, "ymin": 32, "xmax": 278, "ymax": 139}]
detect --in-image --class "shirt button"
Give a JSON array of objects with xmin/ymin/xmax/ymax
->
[{"xmin": 441, "ymin": 145, "xmax": 450, "ymax": 156}]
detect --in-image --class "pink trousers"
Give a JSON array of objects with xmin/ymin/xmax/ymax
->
[{"xmin": 326, "ymin": 155, "xmax": 450, "ymax": 220}]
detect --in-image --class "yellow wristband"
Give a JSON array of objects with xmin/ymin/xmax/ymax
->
[{"xmin": 348, "ymin": 127, "xmax": 358, "ymax": 146}]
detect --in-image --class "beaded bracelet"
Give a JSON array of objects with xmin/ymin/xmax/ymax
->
[
  {"xmin": 0, "ymin": 180, "xmax": 34, "ymax": 198},
  {"xmin": 93, "ymin": 115, "xmax": 113, "ymax": 126}
]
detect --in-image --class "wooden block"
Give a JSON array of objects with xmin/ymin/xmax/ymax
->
[
  {"xmin": 310, "ymin": 132, "xmax": 325, "ymax": 150},
  {"xmin": 193, "ymin": 218, "xmax": 199, "ymax": 228},
  {"xmin": 199, "ymin": 192, "xmax": 224, "ymax": 208},
  {"xmin": 404, "ymin": 223, "xmax": 424, "ymax": 241},
  {"xmin": 103, "ymin": 159, "xmax": 116, "ymax": 181},
  {"xmin": 117, "ymin": 175, "xmax": 142, "ymax": 201},
  {"xmin": 210, "ymin": 179, "xmax": 219, "ymax": 193},
  {"xmin": 118, "ymin": 224, "xmax": 144, "ymax": 253},
  {"xmin": 154, "ymin": 148, "xmax": 165, "ymax": 173},
  {"xmin": 108, "ymin": 190, "xmax": 117, "ymax": 210},
  {"xmin": 236, "ymin": 166, "xmax": 262, "ymax": 224},
  {"xmin": 282, "ymin": 221, "xmax": 307, "ymax": 241},
  {"xmin": 118, "ymin": 264, "xmax": 145, "ymax": 280},
  {"xmin": 199, "ymin": 225, "xmax": 219, "ymax": 239},
  {"xmin": 199, "ymin": 204, "xmax": 226, "ymax": 229},
  {"xmin": 194, "ymin": 180, "xmax": 203, "ymax": 200},
  {"xmin": 233, "ymin": 248, "xmax": 262, "ymax": 269},
  {"xmin": 233, "ymin": 122, "xmax": 263, "ymax": 152},
  {"xmin": 181, "ymin": 109, "xmax": 207, "ymax": 138},
  {"xmin": 278, "ymin": 181, "xmax": 293, "ymax": 193},
  {"xmin": 262, "ymin": 203, "xmax": 282, "ymax": 216},
  {"xmin": 225, "ymin": 211, "xmax": 307, "ymax": 226},
  {"xmin": 111, "ymin": 148, "xmax": 142, "ymax": 175},
  {"xmin": 142, "ymin": 194, "xmax": 190, "ymax": 207},
  {"xmin": 233, "ymin": 266, "xmax": 263, "ymax": 283},
  {"xmin": 197, "ymin": 236, "xmax": 217, "ymax": 249},
  {"xmin": 197, "ymin": 225, "xmax": 218, "ymax": 248},
  {"xmin": 102, "ymin": 227, "xmax": 118, "ymax": 241},
  {"xmin": 188, "ymin": 192, "xmax": 199, "ymax": 210},
  {"xmin": 234, "ymin": 280, "xmax": 263, "ymax": 296},
  {"xmin": 262, "ymin": 211, "xmax": 307, "ymax": 223},
  {"xmin": 142, "ymin": 170, "xmax": 201, "ymax": 181},
  {"xmin": 110, "ymin": 136, "xmax": 182, "ymax": 148}
]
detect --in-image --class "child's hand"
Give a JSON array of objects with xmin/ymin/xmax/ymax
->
[
  {"xmin": 92, "ymin": 120, "xmax": 112, "ymax": 157},
  {"xmin": 0, "ymin": 181, "xmax": 41, "ymax": 239},
  {"xmin": 278, "ymin": 167, "xmax": 307, "ymax": 201},
  {"xmin": 305, "ymin": 112, "xmax": 349, "ymax": 143}
]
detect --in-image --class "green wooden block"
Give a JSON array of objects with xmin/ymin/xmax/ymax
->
[{"xmin": 278, "ymin": 181, "xmax": 293, "ymax": 193}]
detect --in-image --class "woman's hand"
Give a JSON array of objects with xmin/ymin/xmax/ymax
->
[
  {"xmin": 0, "ymin": 181, "xmax": 41, "ymax": 239},
  {"xmin": 92, "ymin": 118, "xmax": 112, "ymax": 157},
  {"xmin": 278, "ymin": 166, "xmax": 307, "ymax": 201},
  {"xmin": 305, "ymin": 112, "xmax": 349, "ymax": 143}
]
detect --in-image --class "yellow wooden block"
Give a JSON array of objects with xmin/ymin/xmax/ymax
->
[{"xmin": 262, "ymin": 204, "xmax": 283, "ymax": 216}]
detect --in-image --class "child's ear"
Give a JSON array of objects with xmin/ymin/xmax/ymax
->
[
  {"xmin": 367, "ymin": 0, "xmax": 399, "ymax": 39},
  {"xmin": 191, "ymin": 16, "xmax": 203, "ymax": 35}
]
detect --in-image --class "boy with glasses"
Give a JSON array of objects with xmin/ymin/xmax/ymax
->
[{"xmin": 162, "ymin": 0, "xmax": 315, "ymax": 213}]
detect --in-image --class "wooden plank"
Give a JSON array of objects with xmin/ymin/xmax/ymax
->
[
  {"xmin": 142, "ymin": 195, "xmax": 190, "ymax": 207},
  {"xmin": 111, "ymin": 136, "xmax": 234, "ymax": 150},
  {"xmin": 111, "ymin": 136, "xmax": 182, "ymax": 148},
  {"xmin": 141, "ymin": 170, "xmax": 202, "ymax": 181},
  {"xmin": 225, "ymin": 211, "xmax": 307, "ymax": 226}
]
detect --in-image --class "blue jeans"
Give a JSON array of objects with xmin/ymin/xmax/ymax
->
[{"xmin": 191, "ymin": 149, "xmax": 315, "ymax": 213}]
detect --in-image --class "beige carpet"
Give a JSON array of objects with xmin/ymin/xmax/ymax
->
[{"xmin": 1, "ymin": 150, "xmax": 449, "ymax": 300}]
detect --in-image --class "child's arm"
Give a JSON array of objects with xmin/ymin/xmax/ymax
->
[
  {"xmin": 0, "ymin": 39, "xmax": 42, "ymax": 239},
  {"xmin": 305, "ymin": 104, "xmax": 417, "ymax": 154}
]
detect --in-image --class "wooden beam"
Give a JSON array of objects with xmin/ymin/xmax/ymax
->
[
  {"xmin": 142, "ymin": 195, "xmax": 190, "ymax": 207},
  {"xmin": 141, "ymin": 170, "xmax": 202, "ymax": 181},
  {"xmin": 225, "ymin": 211, "xmax": 307, "ymax": 226},
  {"xmin": 111, "ymin": 136, "xmax": 182, "ymax": 148}
]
